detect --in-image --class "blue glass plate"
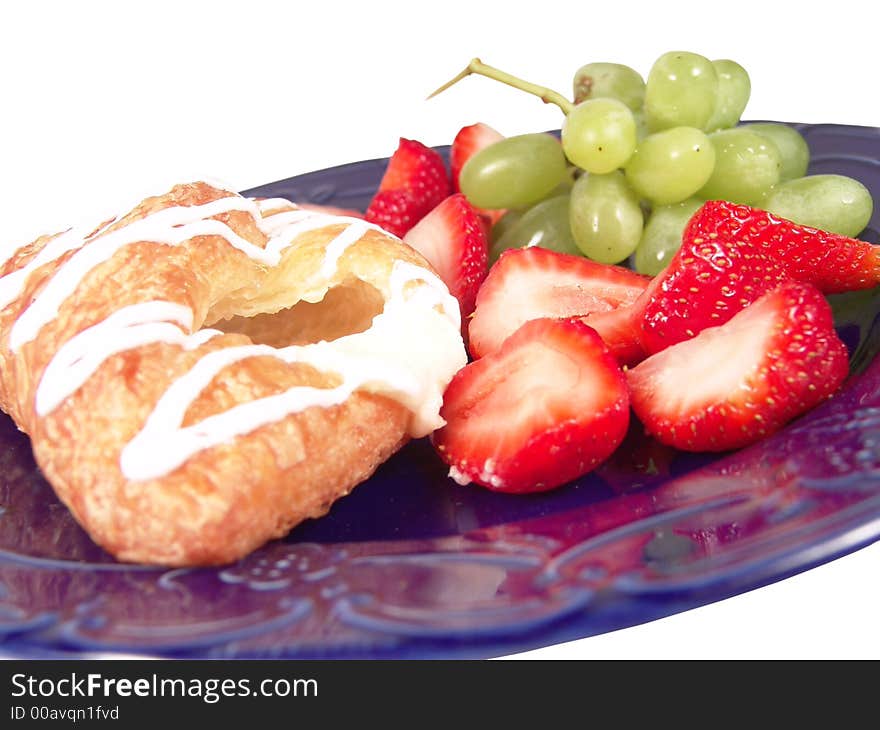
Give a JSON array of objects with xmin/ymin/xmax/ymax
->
[{"xmin": 1, "ymin": 123, "xmax": 879, "ymax": 659}]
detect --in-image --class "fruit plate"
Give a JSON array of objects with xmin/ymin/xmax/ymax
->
[{"xmin": 1, "ymin": 122, "xmax": 879, "ymax": 659}]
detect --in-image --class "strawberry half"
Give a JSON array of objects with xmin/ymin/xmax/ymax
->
[
  {"xmin": 702, "ymin": 200, "xmax": 880, "ymax": 294},
  {"xmin": 363, "ymin": 189, "xmax": 424, "ymax": 238},
  {"xmin": 403, "ymin": 193, "xmax": 489, "ymax": 319},
  {"xmin": 433, "ymin": 317, "xmax": 630, "ymax": 493},
  {"xmin": 639, "ymin": 200, "xmax": 880, "ymax": 355},
  {"xmin": 365, "ymin": 138, "xmax": 451, "ymax": 237},
  {"xmin": 639, "ymin": 209, "xmax": 788, "ymax": 355},
  {"xmin": 451, "ymin": 123, "xmax": 504, "ymax": 192},
  {"xmin": 628, "ymin": 280, "xmax": 849, "ymax": 452},
  {"xmin": 468, "ymin": 246, "xmax": 650, "ymax": 361},
  {"xmin": 582, "ymin": 303, "xmax": 647, "ymax": 367}
]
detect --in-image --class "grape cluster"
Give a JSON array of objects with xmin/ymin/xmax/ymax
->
[{"xmin": 449, "ymin": 53, "xmax": 873, "ymax": 273}]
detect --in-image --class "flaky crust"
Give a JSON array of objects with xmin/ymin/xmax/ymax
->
[{"xmin": 0, "ymin": 182, "xmax": 453, "ymax": 566}]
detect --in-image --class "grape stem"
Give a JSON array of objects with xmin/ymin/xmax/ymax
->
[{"xmin": 428, "ymin": 58, "xmax": 574, "ymax": 115}]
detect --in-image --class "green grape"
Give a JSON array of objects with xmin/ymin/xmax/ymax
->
[
  {"xmin": 698, "ymin": 128, "xmax": 782, "ymax": 205},
  {"xmin": 644, "ymin": 51, "xmax": 719, "ymax": 132},
  {"xmin": 490, "ymin": 195, "xmax": 581, "ymax": 263},
  {"xmin": 743, "ymin": 122, "xmax": 810, "ymax": 181},
  {"xmin": 488, "ymin": 174, "xmax": 576, "ymax": 248},
  {"xmin": 634, "ymin": 198, "xmax": 704, "ymax": 275},
  {"xmin": 547, "ymin": 170, "xmax": 578, "ymax": 197},
  {"xmin": 705, "ymin": 60, "xmax": 751, "ymax": 131},
  {"xmin": 624, "ymin": 127, "xmax": 715, "ymax": 205},
  {"xmin": 569, "ymin": 171, "xmax": 643, "ymax": 264},
  {"xmin": 490, "ymin": 209, "xmax": 524, "ymax": 246},
  {"xmin": 459, "ymin": 133, "xmax": 567, "ymax": 209},
  {"xmin": 633, "ymin": 110, "xmax": 650, "ymax": 140},
  {"xmin": 765, "ymin": 175, "xmax": 874, "ymax": 237},
  {"xmin": 572, "ymin": 62, "xmax": 646, "ymax": 110},
  {"xmin": 561, "ymin": 98, "xmax": 637, "ymax": 174}
]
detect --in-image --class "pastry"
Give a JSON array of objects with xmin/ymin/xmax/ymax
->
[{"xmin": 0, "ymin": 181, "xmax": 467, "ymax": 566}]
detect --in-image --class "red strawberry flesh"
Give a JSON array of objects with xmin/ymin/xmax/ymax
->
[
  {"xmin": 628, "ymin": 280, "xmax": 849, "ymax": 452},
  {"xmin": 403, "ymin": 193, "xmax": 488, "ymax": 319},
  {"xmin": 640, "ymin": 209, "xmax": 788, "ymax": 354},
  {"xmin": 582, "ymin": 303, "xmax": 647, "ymax": 366},
  {"xmin": 364, "ymin": 189, "xmax": 424, "ymax": 239},
  {"xmin": 433, "ymin": 317, "xmax": 630, "ymax": 493},
  {"xmin": 707, "ymin": 200, "xmax": 880, "ymax": 294},
  {"xmin": 639, "ymin": 200, "xmax": 880, "ymax": 355},
  {"xmin": 365, "ymin": 138, "xmax": 451, "ymax": 238},
  {"xmin": 378, "ymin": 138, "xmax": 450, "ymax": 200},
  {"xmin": 468, "ymin": 246, "xmax": 649, "ymax": 360}
]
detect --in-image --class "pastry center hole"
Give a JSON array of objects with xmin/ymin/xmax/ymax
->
[{"xmin": 213, "ymin": 278, "xmax": 385, "ymax": 347}]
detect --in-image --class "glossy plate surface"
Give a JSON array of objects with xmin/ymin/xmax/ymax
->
[{"xmin": 1, "ymin": 123, "xmax": 879, "ymax": 658}]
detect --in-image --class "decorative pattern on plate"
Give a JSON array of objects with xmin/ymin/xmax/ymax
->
[{"xmin": 0, "ymin": 123, "xmax": 878, "ymax": 659}]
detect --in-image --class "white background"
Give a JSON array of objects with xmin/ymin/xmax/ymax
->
[{"xmin": 1, "ymin": 1, "xmax": 877, "ymax": 659}]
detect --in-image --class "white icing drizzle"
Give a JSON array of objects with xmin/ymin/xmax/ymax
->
[
  {"xmin": 318, "ymin": 221, "xmax": 370, "ymax": 278},
  {"xmin": 9, "ymin": 196, "xmax": 265, "ymax": 351},
  {"xmin": 19, "ymin": 184, "xmax": 466, "ymax": 483},
  {"xmin": 0, "ymin": 225, "xmax": 93, "ymax": 311},
  {"xmin": 389, "ymin": 260, "xmax": 461, "ymax": 329},
  {"xmin": 254, "ymin": 198, "xmax": 297, "ymax": 214},
  {"xmin": 0, "ymin": 207, "xmax": 123, "ymax": 277},
  {"xmin": 0, "ymin": 183, "xmax": 243, "ymax": 296},
  {"xmin": 260, "ymin": 213, "xmax": 370, "ymax": 260},
  {"xmin": 257, "ymin": 207, "xmax": 313, "ymax": 234},
  {"xmin": 119, "ymin": 259, "xmax": 461, "ymax": 482},
  {"xmin": 35, "ymin": 301, "xmax": 221, "ymax": 416}
]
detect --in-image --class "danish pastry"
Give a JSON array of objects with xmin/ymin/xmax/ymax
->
[{"xmin": 0, "ymin": 182, "xmax": 467, "ymax": 566}]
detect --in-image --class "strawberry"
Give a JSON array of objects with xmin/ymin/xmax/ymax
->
[
  {"xmin": 628, "ymin": 280, "xmax": 849, "ymax": 452},
  {"xmin": 639, "ymin": 212, "xmax": 787, "ymax": 355},
  {"xmin": 582, "ymin": 303, "xmax": 647, "ymax": 367},
  {"xmin": 700, "ymin": 200, "xmax": 880, "ymax": 294},
  {"xmin": 403, "ymin": 194, "xmax": 488, "ymax": 319},
  {"xmin": 467, "ymin": 246, "xmax": 650, "ymax": 361},
  {"xmin": 450, "ymin": 123, "xmax": 504, "ymax": 192},
  {"xmin": 376, "ymin": 137, "xmax": 451, "ymax": 199},
  {"xmin": 640, "ymin": 200, "xmax": 880, "ymax": 354},
  {"xmin": 478, "ymin": 209, "xmax": 507, "ymax": 229},
  {"xmin": 363, "ymin": 189, "xmax": 424, "ymax": 238},
  {"xmin": 433, "ymin": 317, "xmax": 630, "ymax": 493},
  {"xmin": 365, "ymin": 138, "xmax": 451, "ymax": 237}
]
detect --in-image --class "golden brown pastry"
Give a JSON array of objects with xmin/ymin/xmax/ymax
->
[{"xmin": 0, "ymin": 182, "xmax": 466, "ymax": 566}]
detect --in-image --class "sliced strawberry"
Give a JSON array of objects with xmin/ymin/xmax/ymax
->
[
  {"xmin": 582, "ymin": 303, "xmax": 647, "ymax": 367},
  {"xmin": 639, "ymin": 214, "xmax": 788, "ymax": 355},
  {"xmin": 639, "ymin": 200, "xmax": 880, "ymax": 355},
  {"xmin": 433, "ymin": 317, "xmax": 630, "ymax": 493},
  {"xmin": 701, "ymin": 200, "xmax": 880, "ymax": 294},
  {"xmin": 628, "ymin": 280, "xmax": 849, "ymax": 452},
  {"xmin": 478, "ymin": 209, "xmax": 507, "ymax": 229},
  {"xmin": 451, "ymin": 123, "xmax": 504, "ymax": 192},
  {"xmin": 364, "ymin": 189, "xmax": 424, "ymax": 238},
  {"xmin": 403, "ymin": 194, "xmax": 488, "ymax": 319},
  {"xmin": 377, "ymin": 137, "xmax": 451, "ymax": 199},
  {"xmin": 365, "ymin": 138, "xmax": 451, "ymax": 237},
  {"xmin": 468, "ymin": 246, "xmax": 650, "ymax": 360}
]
